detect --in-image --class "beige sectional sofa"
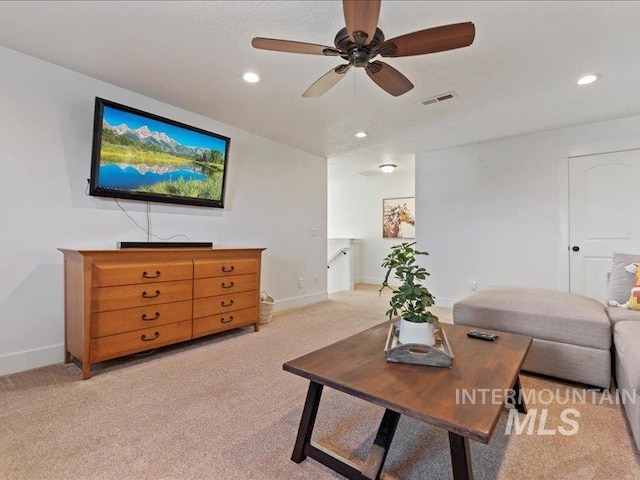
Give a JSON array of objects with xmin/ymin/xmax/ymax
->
[
  {"xmin": 453, "ymin": 287, "xmax": 612, "ymax": 388},
  {"xmin": 453, "ymin": 278, "xmax": 640, "ymax": 452},
  {"xmin": 614, "ymin": 320, "xmax": 640, "ymax": 449}
]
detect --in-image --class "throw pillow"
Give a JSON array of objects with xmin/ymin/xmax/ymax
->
[
  {"xmin": 629, "ymin": 270, "xmax": 640, "ymax": 311},
  {"xmin": 607, "ymin": 252, "xmax": 640, "ymax": 304}
]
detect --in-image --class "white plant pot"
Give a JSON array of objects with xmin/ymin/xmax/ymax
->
[{"xmin": 398, "ymin": 318, "xmax": 435, "ymax": 346}]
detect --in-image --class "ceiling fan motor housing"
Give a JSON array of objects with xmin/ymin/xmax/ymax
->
[{"xmin": 334, "ymin": 27, "xmax": 385, "ymax": 67}]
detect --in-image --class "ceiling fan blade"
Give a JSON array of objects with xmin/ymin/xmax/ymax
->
[
  {"xmin": 252, "ymin": 37, "xmax": 340, "ymax": 56},
  {"xmin": 365, "ymin": 61, "xmax": 414, "ymax": 97},
  {"xmin": 378, "ymin": 22, "xmax": 475, "ymax": 57},
  {"xmin": 302, "ymin": 65, "xmax": 351, "ymax": 98},
  {"xmin": 343, "ymin": 0, "xmax": 381, "ymax": 45}
]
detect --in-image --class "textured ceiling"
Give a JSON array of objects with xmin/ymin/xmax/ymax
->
[{"xmin": 1, "ymin": 1, "xmax": 639, "ymax": 178}]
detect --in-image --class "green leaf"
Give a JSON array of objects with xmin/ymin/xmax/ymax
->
[{"xmin": 381, "ymin": 242, "xmax": 437, "ymax": 324}]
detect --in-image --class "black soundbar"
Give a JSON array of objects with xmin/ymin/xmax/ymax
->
[{"xmin": 118, "ymin": 241, "xmax": 213, "ymax": 249}]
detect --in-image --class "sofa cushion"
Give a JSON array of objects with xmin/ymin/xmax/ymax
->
[
  {"xmin": 608, "ymin": 252, "xmax": 640, "ymax": 304},
  {"xmin": 606, "ymin": 306, "xmax": 640, "ymax": 325},
  {"xmin": 614, "ymin": 321, "xmax": 640, "ymax": 391},
  {"xmin": 453, "ymin": 287, "xmax": 611, "ymax": 350}
]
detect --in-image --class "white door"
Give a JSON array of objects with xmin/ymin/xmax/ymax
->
[{"xmin": 569, "ymin": 149, "xmax": 640, "ymax": 302}]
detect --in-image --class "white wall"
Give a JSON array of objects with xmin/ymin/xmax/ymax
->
[
  {"xmin": 328, "ymin": 172, "xmax": 414, "ymax": 285},
  {"xmin": 416, "ymin": 115, "xmax": 640, "ymax": 307},
  {"xmin": 0, "ymin": 46, "xmax": 327, "ymax": 376}
]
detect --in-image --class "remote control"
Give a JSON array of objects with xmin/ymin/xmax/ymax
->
[{"xmin": 466, "ymin": 330, "xmax": 499, "ymax": 341}]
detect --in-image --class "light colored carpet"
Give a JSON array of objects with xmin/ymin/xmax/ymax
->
[{"xmin": 1, "ymin": 285, "xmax": 639, "ymax": 479}]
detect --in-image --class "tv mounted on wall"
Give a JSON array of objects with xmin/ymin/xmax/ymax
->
[{"xmin": 89, "ymin": 98, "xmax": 230, "ymax": 208}]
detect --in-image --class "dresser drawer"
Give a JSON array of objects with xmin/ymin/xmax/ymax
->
[
  {"xmin": 193, "ymin": 290, "xmax": 258, "ymax": 318},
  {"xmin": 194, "ymin": 273, "xmax": 258, "ymax": 298},
  {"xmin": 91, "ymin": 300, "xmax": 192, "ymax": 338},
  {"xmin": 93, "ymin": 261, "xmax": 192, "ymax": 287},
  {"xmin": 90, "ymin": 320, "xmax": 192, "ymax": 363},
  {"xmin": 194, "ymin": 259, "xmax": 258, "ymax": 278},
  {"xmin": 192, "ymin": 307, "xmax": 258, "ymax": 338},
  {"xmin": 92, "ymin": 280, "xmax": 193, "ymax": 312}
]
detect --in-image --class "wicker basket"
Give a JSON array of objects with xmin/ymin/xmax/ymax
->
[{"xmin": 259, "ymin": 291, "xmax": 275, "ymax": 324}]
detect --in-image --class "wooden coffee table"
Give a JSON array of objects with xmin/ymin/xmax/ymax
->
[{"xmin": 283, "ymin": 322, "xmax": 532, "ymax": 480}]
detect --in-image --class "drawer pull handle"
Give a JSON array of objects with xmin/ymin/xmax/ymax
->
[
  {"xmin": 142, "ymin": 290, "xmax": 161, "ymax": 298},
  {"xmin": 221, "ymin": 316, "xmax": 234, "ymax": 324},
  {"xmin": 142, "ymin": 312, "xmax": 160, "ymax": 321},
  {"xmin": 222, "ymin": 266, "xmax": 235, "ymax": 273},
  {"xmin": 142, "ymin": 270, "xmax": 161, "ymax": 279},
  {"xmin": 222, "ymin": 281, "xmax": 235, "ymax": 289},
  {"xmin": 141, "ymin": 331, "xmax": 160, "ymax": 341},
  {"xmin": 221, "ymin": 299, "xmax": 235, "ymax": 307}
]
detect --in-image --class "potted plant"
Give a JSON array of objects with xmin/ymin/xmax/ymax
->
[{"xmin": 379, "ymin": 242, "xmax": 439, "ymax": 345}]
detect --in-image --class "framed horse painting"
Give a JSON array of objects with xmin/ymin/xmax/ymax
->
[{"xmin": 383, "ymin": 197, "xmax": 415, "ymax": 238}]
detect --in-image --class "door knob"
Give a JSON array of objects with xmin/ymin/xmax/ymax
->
[{"xmin": 572, "ymin": 246, "xmax": 580, "ymax": 252}]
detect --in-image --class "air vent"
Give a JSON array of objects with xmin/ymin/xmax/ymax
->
[
  {"xmin": 358, "ymin": 169, "xmax": 384, "ymax": 177},
  {"xmin": 420, "ymin": 91, "xmax": 456, "ymax": 106}
]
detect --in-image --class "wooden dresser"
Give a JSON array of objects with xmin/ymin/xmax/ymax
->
[{"xmin": 59, "ymin": 248, "xmax": 265, "ymax": 379}]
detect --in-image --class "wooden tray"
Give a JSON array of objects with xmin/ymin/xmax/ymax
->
[{"xmin": 384, "ymin": 322, "xmax": 454, "ymax": 367}]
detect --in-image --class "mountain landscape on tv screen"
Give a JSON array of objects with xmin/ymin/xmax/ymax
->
[
  {"xmin": 98, "ymin": 119, "xmax": 226, "ymax": 201},
  {"xmin": 104, "ymin": 122, "xmax": 213, "ymax": 157}
]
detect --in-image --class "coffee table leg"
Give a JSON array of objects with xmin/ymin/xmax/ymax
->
[
  {"xmin": 291, "ymin": 381, "xmax": 323, "ymax": 463},
  {"xmin": 510, "ymin": 376, "xmax": 527, "ymax": 414},
  {"xmin": 448, "ymin": 432, "xmax": 474, "ymax": 480},
  {"xmin": 361, "ymin": 409, "xmax": 401, "ymax": 480}
]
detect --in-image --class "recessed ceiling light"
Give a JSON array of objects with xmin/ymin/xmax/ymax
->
[
  {"xmin": 577, "ymin": 73, "xmax": 600, "ymax": 86},
  {"xmin": 243, "ymin": 72, "xmax": 260, "ymax": 83},
  {"xmin": 355, "ymin": 131, "xmax": 368, "ymax": 138},
  {"xmin": 379, "ymin": 164, "xmax": 396, "ymax": 174}
]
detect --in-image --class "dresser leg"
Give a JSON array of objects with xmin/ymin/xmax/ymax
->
[
  {"xmin": 64, "ymin": 350, "xmax": 71, "ymax": 364},
  {"xmin": 82, "ymin": 363, "xmax": 91, "ymax": 380},
  {"xmin": 254, "ymin": 322, "xmax": 260, "ymax": 332}
]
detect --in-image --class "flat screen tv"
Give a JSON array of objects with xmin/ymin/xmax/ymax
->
[{"xmin": 89, "ymin": 98, "xmax": 230, "ymax": 208}]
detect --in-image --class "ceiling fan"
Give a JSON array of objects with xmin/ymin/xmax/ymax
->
[{"xmin": 251, "ymin": 0, "xmax": 475, "ymax": 98}]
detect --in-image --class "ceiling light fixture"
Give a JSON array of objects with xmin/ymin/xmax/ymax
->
[
  {"xmin": 577, "ymin": 73, "xmax": 600, "ymax": 86},
  {"xmin": 242, "ymin": 71, "xmax": 260, "ymax": 83},
  {"xmin": 355, "ymin": 131, "xmax": 368, "ymax": 138},
  {"xmin": 379, "ymin": 164, "xmax": 396, "ymax": 174}
]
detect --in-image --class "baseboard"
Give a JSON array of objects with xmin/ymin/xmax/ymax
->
[
  {"xmin": 0, "ymin": 343, "xmax": 65, "ymax": 377},
  {"xmin": 358, "ymin": 280, "xmax": 457, "ymax": 309},
  {"xmin": 435, "ymin": 297, "xmax": 456, "ymax": 309},
  {"xmin": 273, "ymin": 292, "xmax": 328, "ymax": 315},
  {"xmin": 360, "ymin": 277, "xmax": 395, "ymax": 286},
  {"xmin": 0, "ymin": 294, "xmax": 328, "ymax": 376}
]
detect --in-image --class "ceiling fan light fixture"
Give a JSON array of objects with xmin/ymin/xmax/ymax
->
[
  {"xmin": 355, "ymin": 131, "xmax": 368, "ymax": 138},
  {"xmin": 577, "ymin": 73, "xmax": 600, "ymax": 86},
  {"xmin": 242, "ymin": 71, "xmax": 260, "ymax": 83},
  {"xmin": 379, "ymin": 163, "xmax": 396, "ymax": 174}
]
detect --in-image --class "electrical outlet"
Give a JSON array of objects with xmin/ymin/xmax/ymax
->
[
  {"xmin": 298, "ymin": 278, "xmax": 304, "ymax": 289},
  {"xmin": 314, "ymin": 275, "xmax": 319, "ymax": 286},
  {"xmin": 472, "ymin": 280, "xmax": 477, "ymax": 291},
  {"xmin": 310, "ymin": 228, "xmax": 319, "ymax": 237}
]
